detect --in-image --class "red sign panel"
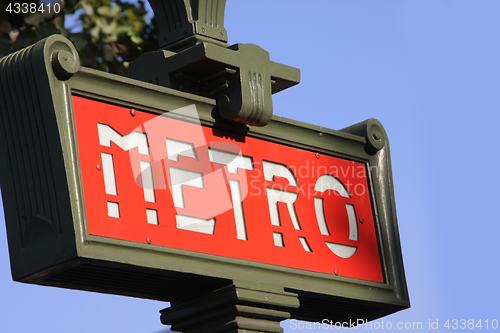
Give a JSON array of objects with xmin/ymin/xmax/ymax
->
[{"xmin": 73, "ymin": 96, "xmax": 383, "ymax": 282}]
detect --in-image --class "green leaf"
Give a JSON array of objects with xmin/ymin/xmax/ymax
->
[
  {"xmin": 81, "ymin": 2, "xmax": 94, "ymax": 16},
  {"xmin": 97, "ymin": 5, "xmax": 111, "ymax": 16},
  {"xmin": 90, "ymin": 25, "xmax": 100, "ymax": 40},
  {"xmin": 129, "ymin": 32, "xmax": 143, "ymax": 45}
]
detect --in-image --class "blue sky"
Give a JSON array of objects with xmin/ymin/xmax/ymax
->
[{"xmin": 2, "ymin": 1, "xmax": 500, "ymax": 332}]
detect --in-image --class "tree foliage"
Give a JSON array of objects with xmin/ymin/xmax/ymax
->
[{"xmin": 0, "ymin": 0, "xmax": 158, "ymax": 74}]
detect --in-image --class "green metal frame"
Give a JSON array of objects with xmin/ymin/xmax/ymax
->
[{"xmin": 0, "ymin": 36, "xmax": 409, "ymax": 327}]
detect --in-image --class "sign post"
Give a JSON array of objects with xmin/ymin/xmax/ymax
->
[{"xmin": 0, "ymin": 1, "xmax": 409, "ymax": 332}]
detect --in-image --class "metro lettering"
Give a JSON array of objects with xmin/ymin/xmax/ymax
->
[{"xmin": 96, "ymin": 122, "xmax": 361, "ymax": 256}]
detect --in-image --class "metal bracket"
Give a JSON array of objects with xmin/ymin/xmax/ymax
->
[{"xmin": 128, "ymin": 0, "xmax": 300, "ymax": 126}]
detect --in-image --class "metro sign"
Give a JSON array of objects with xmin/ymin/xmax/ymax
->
[
  {"xmin": 0, "ymin": 35, "xmax": 408, "ymax": 326},
  {"xmin": 73, "ymin": 96, "xmax": 383, "ymax": 282}
]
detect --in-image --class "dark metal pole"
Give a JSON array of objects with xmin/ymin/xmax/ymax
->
[{"xmin": 160, "ymin": 283, "xmax": 299, "ymax": 333}]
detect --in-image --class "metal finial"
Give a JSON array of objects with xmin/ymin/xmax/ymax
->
[{"xmin": 149, "ymin": 0, "xmax": 228, "ymax": 50}]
